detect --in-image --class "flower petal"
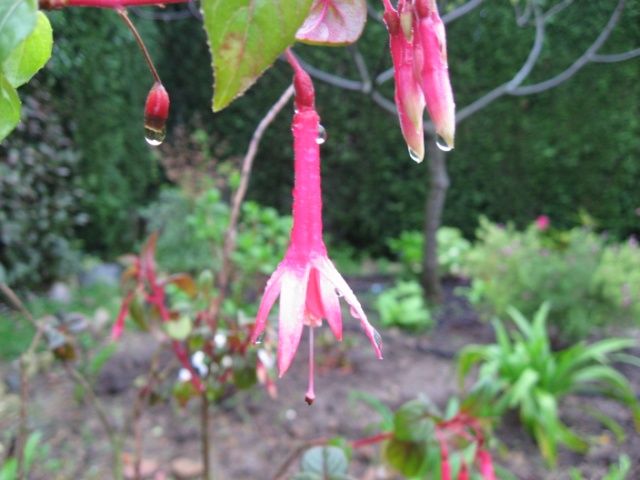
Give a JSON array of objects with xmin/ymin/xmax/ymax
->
[
  {"xmin": 277, "ymin": 267, "xmax": 309, "ymax": 375},
  {"xmin": 314, "ymin": 257, "xmax": 382, "ymax": 359},
  {"xmin": 252, "ymin": 263, "xmax": 286, "ymax": 344},
  {"xmin": 316, "ymin": 269, "xmax": 343, "ymax": 341}
]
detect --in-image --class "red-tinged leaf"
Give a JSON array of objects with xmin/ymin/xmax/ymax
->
[
  {"xmin": 141, "ymin": 232, "xmax": 158, "ymax": 274},
  {"xmin": 202, "ymin": 0, "xmax": 314, "ymax": 112},
  {"xmin": 163, "ymin": 273, "xmax": 197, "ymax": 297},
  {"xmin": 296, "ymin": 0, "xmax": 367, "ymax": 46},
  {"xmin": 112, "ymin": 291, "xmax": 134, "ymax": 339}
]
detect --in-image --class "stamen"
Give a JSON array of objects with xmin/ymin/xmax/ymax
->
[{"xmin": 305, "ymin": 326, "xmax": 315, "ymax": 405}]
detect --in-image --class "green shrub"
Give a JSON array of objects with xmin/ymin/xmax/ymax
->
[
  {"xmin": 142, "ymin": 186, "xmax": 292, "ymax": 312},
  {"xmin": 457, "ymin": 303, "xmax": 640, "ymax": 467},
  {"xmin": 0, "ymin": 89, "xmax": 85, "ymax": 290},
  {"xmin": 592, "ymin": 237, "xmax": 640, "ymax": 324},
  {"xmin": 463, "ymin": 217, "xmax": 611, "ymax": 341},
  {"xmin": 386, "ymin": 227, "xmax": 471, "ymax": 278},
  {"xmin": 375, "ymin": 281, "xmax": 433, "ymax": 331}
]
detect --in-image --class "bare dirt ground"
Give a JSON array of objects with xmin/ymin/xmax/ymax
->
[{"xmin": 2, "ymin": 279, "xmax": 640, "ymax": 480}]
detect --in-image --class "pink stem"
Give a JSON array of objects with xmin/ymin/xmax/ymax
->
[
  {"xmin": 40, "ymin": 0, "xmax": 190, "ymax": 9},
  {"xmin": 351, "ymin": 432, "xmax": 394, "ymax": 449}
]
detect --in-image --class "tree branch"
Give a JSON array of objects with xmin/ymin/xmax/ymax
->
[
  {"xmin": 295, "ymin": 56, "xmax": 364, "ymax": 91},
  {"xmin": 511, "ymin": 0, "xmax": 627, "ymax": 96},
  {"xmin": 442, "ymin": 0, "xmax": 485, "ymax": 24},
  {"xmin": 348, "ymin": 45, "xmax": 372, "ymax": 93},
  {"xmin": 592, "ymin": 48, "xmax": 640, "ymax": 63}
]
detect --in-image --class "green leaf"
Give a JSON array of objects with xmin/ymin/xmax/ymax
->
[
  {"xmin": 383, "ymin": 438, "xmax": 426, "ymax": 477},
  {"xmin": 300, "ymin": 446, "xmax": 349, "ymax": 475},
  {"xmin": 2, "ymin": 11, "xmax": 52, "ymax": 88},
  {"xmin": 202, "ymin": 0, "xmax": 314, "ymax": 112},
  {"xmin": 0, "ymin": 0, "xmax": 37, "ymax": 63},
  {"xmin": 295, "ymin": 0, "xmax": 367, "ymax": 46},
  {"xmin": 507, "ymin": 368, "xmax": 540, "ymax": 408},
  {"xmin": 22, "ymin": 430, "xmax": 42, "ymax": 472},
  {"xmin": 393, "ymin": 398, "xmax": 436, "ymax": 442},
  {"xmin": 164, "ymin": 315, "xmax": 193, "ymax": 341},
  {"xmin": 0, "ymin": 73, "xmax": 20, "ymax": 141}
]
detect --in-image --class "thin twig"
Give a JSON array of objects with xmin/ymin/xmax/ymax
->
[
  {"xmin": 64, "ymin": 363, "xmax": 124, "ymax": 480},
  {"xmin": 117, "ymin": 8, "xmax": 161, "ymax": 84},
  {"xmin": 201, "ymin": 392, "xmax": 211, "ymax": 480},
  {"xmin": 209, "ymin": 84, "xmax": 295, "ymax": 320},
  {"xmin": 0, "ymin": 284, "xmax": 44, "ymax": 480}
]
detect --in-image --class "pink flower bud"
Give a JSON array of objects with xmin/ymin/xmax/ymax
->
[
  {"xmin": 383, "ymin": 1, "xmax": 426, "ymax": 162},
  {"xmin": 413, "ymin": 0, "xmax": 455, "ymax": 151}
]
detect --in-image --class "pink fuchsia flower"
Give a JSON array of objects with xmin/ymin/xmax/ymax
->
[
  {"xmin": 413, "ymin": 0, "xmax": 456, "ymax": 151},
  {"xmin": 383, "ymin": 0, "xmax": 426, "ymax": 162},
  {"xmin": 251, "ymin": 50, "xmax": 383, "ymax": 404},
  {"xmin": 536, "ymin": 215, "xmax": 550, "ymax": 231}
]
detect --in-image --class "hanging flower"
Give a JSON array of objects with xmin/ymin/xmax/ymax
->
[
  {"xmin": 383, "ymin": 0, "xmax": 426, "ymax": 162},
  {"xmin": 413, "ymin": 0, "xmax": 456, "ymax": 151},
  {"xmin": 251, "ymin": 50, "xmax": 383, "ymax": 404}
]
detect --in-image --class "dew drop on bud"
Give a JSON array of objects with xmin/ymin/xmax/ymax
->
[
  {"xmin": 144, "ymin": 82, "xmax": 170, "ymax": 146},
  {"xmin": 408, "ymin": 147, "xmax": 422, "ymax": 163},
  {"xmin": 316, "ymin": 124, "xmax": 327, "ymax": 144},
  {"xmin": 435, "ymin": 134, "xmax": 453, "ymax": 152},
  {"xmin": 254, "ymin": 330, "xmax": 266, "ymax": 344}
]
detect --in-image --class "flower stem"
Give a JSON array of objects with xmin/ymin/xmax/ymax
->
[
  {"xmin": 40, "ymin": 0, "xmax": 191, "ymax": 9},
  {"xmin": 351, "ymin": 432, "xmax": 394, "ymax": 449},
  {"xmin": 117, "ymin": 8, "xmax": 161, "ymax": 84}
]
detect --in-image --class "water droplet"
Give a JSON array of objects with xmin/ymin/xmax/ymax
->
[
  {"xmin": 316, "ymin": 124, "xmax": 327, "ymax": 144},
  {"xmin": 335, "ymin": 288, "xmax": 343, "ymax": 297},
  {"xmin": 145, "ymin": 126, "xmax": 166, "ymax": 146},
  {"xmin": 254, "ymin": 330, "xmax": 266, "ymax": 344},
  {"xmin": 372, "ymin": 328, "xmax": 383, "ymax": 350},
  {"xmin": 435, "ymin": 134, "xmax": 453, "ymax": 152},
  {"xmin": 408, "ymin": 147, "xmax": 422, "ymax": 163}
]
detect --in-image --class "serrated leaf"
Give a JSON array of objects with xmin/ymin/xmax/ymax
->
[
  {"xmin": 301, "ymin": 446, "xmax": 349, "ymax": 475},
  {"xmin": 296, "ymin": 0, "xmax": 366, "ymax": 46},
  {"xmin": 0, "ymin": 73, "xmax": 20, "ymax": 141},
  {"xmin": 0, "ymin": 0, "xmax": 37, "ymax": 63},
  {"xmin": 3, "ymin": 11, "xmax": 52, "ymax": 88},
  {"xmin": 202, "ymin": 0, "xmax": 314, "ymax": 111},
  {"xmin": 393, "ymin": 399, "xmax": 436, "ymax": 442},
  {"xmin": 383, "ymin": 438, "xmax": 426, "ymax": 477}
]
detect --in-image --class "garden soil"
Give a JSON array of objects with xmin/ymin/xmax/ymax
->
[{"xmin": 3, "ymin": 279, "xmax": 640, "ymax": 479}]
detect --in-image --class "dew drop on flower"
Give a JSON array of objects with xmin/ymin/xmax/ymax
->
[
  {"xmin": 144, "ymin": 126, "xmax": 165, "ymax": 146},
  {"xmin": 316, "ymin": 124, "xmax": 327, "ymax": 144},
  {"xmin": 372, "ymin": 328, "xmax": 383, "ymax": 350},
  {"xmin": 435, "ymin": 134, "xmax": 453, "ymax": 152},
  {"xmin": 408, "ymin": 147, "xmax": 422, "ymax": 163},
  {"xmin": 255, "ymin": 330, "xmax": 266, "ymax": 344},
  {"xmin": 335, "ymin": 288, "xmax": 343, "ymax": 297}
]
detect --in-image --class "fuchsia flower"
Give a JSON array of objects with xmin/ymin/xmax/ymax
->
[
  {"xmin": 383, "ymin": 0, "xmax": 426, "ymax": 162},
  {"xmin": 383, "ymin": 0, "xmax": 456, "ymax": 158},
  {"xmin": 536, "ymin": 215, "xmax": 550, "ymax": 231},
  {"xmin": 251, "ymin": 50, "xmax": 383, "ymax": 404}
]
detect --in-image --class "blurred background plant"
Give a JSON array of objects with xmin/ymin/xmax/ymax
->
[
  {"xmin": 457, "ymin": 303, "xmax": 640, "ymax": 466},
  {"xmin": 461, "ymin": 216, "xmax": 640, "ymax": 342}
]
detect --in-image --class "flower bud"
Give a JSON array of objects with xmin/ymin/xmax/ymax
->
[{"xmin": 144, "ymin": 82, "xmax": 169, "ymax": 146}]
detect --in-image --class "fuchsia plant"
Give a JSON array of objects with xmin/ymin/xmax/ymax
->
[{"xmin": 251, "ymin": 49, "xmax": 383, "ymax": 405}]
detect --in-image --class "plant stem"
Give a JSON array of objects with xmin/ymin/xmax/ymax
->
[
  {"xmin": 64, "ymin": 363, "xmax": 124, "ymax": 480},
  {"xmin": 201, "ymin": 392, "xmax": 211, "ymax": 480},
  {"xmin": 40, "ymin": 0, "xmax": 191, "ymax": 10},
  {"xmin": 209, "ymin": 84, "xmax": 294, "ymax": 321},
  {"xmin": 351, "ymin": 432, "xmax": 394, "ymax": 449},
  {"xmin": 117, "ymin": 8, "xmax": 162, "ymax": 84},
  {"xmin": 270, "ymin": 438, "xmax": 329, "ymax": 480},
  {"xmin": 0, "ymin": 284, "xmax": 44, "ymax": 480}
]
